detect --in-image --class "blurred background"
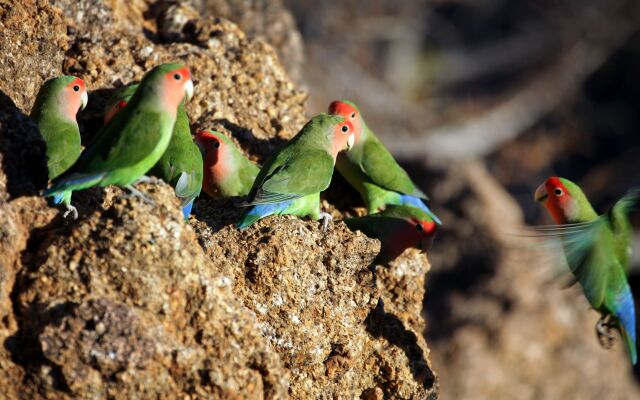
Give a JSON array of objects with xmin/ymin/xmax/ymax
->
[{"xmin": 277, "ymin": 0, "xmax": 640, "ymax": 397}]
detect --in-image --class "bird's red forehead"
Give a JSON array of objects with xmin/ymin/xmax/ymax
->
[
  {"xmin": 415, "ymin": 219, "xmax": 436, "ymax": 235},
  {"xmin": 545, "ymin": 177, "xmax": 566, "ymax": 192},
  {"xmin": 66, "ymin": 77, "xmax": 85, "ymax": 90},
  {"xmin": 164, "ymin": 67, "xmax": 191, "ymax": 81},
  {"xmin": 196, "ymin": 130, "xmax": 218, "ymax": 140},
  {"xmin": 329, "ymin": 101, "xmax": 356, "ymax": 116}
]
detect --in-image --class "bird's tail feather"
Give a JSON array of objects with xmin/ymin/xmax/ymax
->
[
  {"xmin": 45, "ymin": 172, "xmax": 106, "ymax": 197},
  {"xmin": 399, "ymin": 194, "xmax": 442, "ymax": 225},
  {"xmin": 181, "ymin": 199, "xmax": 194, "ymax": 220},
  {"xmin": 613, "ymin": 283, "xmax": 637, "ymax": 365},
  {"xmin": 236, "ymin": 202, "xmax": 290, "ymax": 230}
]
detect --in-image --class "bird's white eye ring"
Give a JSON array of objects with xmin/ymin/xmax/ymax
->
[
  {"xmin": 73, "ymin": 85, "xmax": 80, "ymax": 92},
  {"xmin": 173, "ymin": 73, "xmax": 182, "ymax": 80},
  {"xmin": 213, "ymin": 141, "xmax": 220, "ymax": 148},
  {"xmin": 341, "ymin": 125, "xmax": 349, "ymax": 133},
  {"xmin": 554, "ymin": 188, "xmax": 563, "ymax": 196}
]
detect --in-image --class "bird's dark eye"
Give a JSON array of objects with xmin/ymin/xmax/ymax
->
[
  {"xmin": 213, "ymin": 141, "xmax": 220, "ymax": 148},
  {"xmin": 341, "ymin": 125, "xmax": 349, "ymax": 133},
  {"xmin": 416, "ymin": 223, "xmax": 423, "ymax": 232},
  {"xmin": 173, "ymin": 73, "xmax": 182, "ymax": 80},
  {"xmin": 350, "ymin": 112, "xmax": 356, "ymax": 119},
  {"xmin": 73, "ymin": 85, "xmax": 80, "ymax": 92},
  {"xmin": 554, "ymin": 188, "xmax": 564, "ymax": 196}
]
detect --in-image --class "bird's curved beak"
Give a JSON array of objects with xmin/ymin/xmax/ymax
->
[
  {"xmin": 534, "ymin": 183, "xmax": 548, "ymax": 203},
  {"xmin": 80, "ymin": 91, "xmax": 88, "ymax": 111},
  {"xmin": 347, "ymin": 133, "xmax": 355, "ymax": 151},
  {"xmin": 184, "ymin": 79, "xmax": 194, "ymax": 102}
]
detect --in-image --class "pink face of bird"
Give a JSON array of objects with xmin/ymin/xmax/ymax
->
[
  {"xmin": 330, "ymin": 119, "xmax": 355, "ymax": 158},
  {"xmin": 194, "ymin": 130, "xmax": 222, "ymax": 165},
  {"xmin": 329, "ymin": 101, "xmax": 362, "ymax": 146},
  {"xmin": 104, "ymin": 100, "xmax": 128, "ymax": 124},
  {"xmin": 63, "ymin": 78, "xmax": 88, "ymax": 120},
  {"xmin": 161, "ymin": 67, "xmax": 194, "ymax": 112},
  {"xmin": 534, "ymin": 176, "xmax": 574, "ymax": 224}
]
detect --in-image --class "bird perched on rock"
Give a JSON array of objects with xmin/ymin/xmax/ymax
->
[
  {"xmin": 237, "ymin": 114, "xmax": 355, "ymax": 230},
  {"xmin": 104, "ymin": 83, "xmax": 202, "ymax": 219},
  {"xmin": 328, "ymin": 100, "xmax": 441, "ymax": 225},
  {"xmin": 31, "ymin": 75, "xmax": 88, "ymax": 219},
  {"xmin": 345, "ymin": 205, "xmax": 437, "ymax": 264},
  {"xmin": 194, "ymin": 129, "xmax": 259, "ymax": 199},
  {"xmin": 45, "ymin": 63, "xmax": 194, "ymax": 209},
  {"xmin": 534, "ymin": 176, "xmax": 638, "ymax": 364}
]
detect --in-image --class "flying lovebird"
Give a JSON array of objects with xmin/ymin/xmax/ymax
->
[
  {"xmin": 194, "ymin": 129, "xmax": 260, "ymax": 199},
  {"xmin": 104, "ymin": 83, "xmax": 203, "ymax": 219},
  {"xmin": 534, "ymin": 176, "xmax": 639, "ymax": 365},
  {"xmin": 345, "ymin": 205, "xmax": 437, "ymax": 264},
  {"xmin": 31, "ymin": 75, "xmax": 88, "ymax": 219},
  {"xmin": 237, "ymin": 114, "xmax": 355, "ymax": 231},
  {"xmin": 45, "ymin": 63, "xmax": 194, "ymax": 206},
  {"xmin": 328, "ymin": 100, "xmax": 441, "ymax": 225}
]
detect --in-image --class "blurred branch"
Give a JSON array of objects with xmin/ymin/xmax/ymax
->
[{"xmin": 384, "ymin": 0, "xmax": 640, "ymax": 165}]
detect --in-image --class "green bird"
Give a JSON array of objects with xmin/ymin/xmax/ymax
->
[
  {"xmin": 345, "ymin": 205, "xmax": 437, "ymax": 264},
  {"xmin": 31, "ymin": 75, "xmax": 88, "ymax": 218},
  {"xmin": 194, "ymin": 129, "xmax": 259, "ymax": 199},
  {"xmin": 104, "ymin": 84, "xmax": 203, "ymax": 218},
  {"xmin": 328, "ymin": 100, "xmax": 441, "ymax": 225},
  {"xmin": 237, "ymin": 114, "xmax": 355, "ymax": 230},
  {"xmin": 45, "ymin": 63, "xmax": 194, "ymax": 204},
  {"xmin": 535, "ymin": 176, "xmax": 638, "ymax": 364}
]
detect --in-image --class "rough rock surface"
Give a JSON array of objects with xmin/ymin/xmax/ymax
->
[{"xmin": 0, "ymin": 0, "xmax": 438, "ymax": 398}]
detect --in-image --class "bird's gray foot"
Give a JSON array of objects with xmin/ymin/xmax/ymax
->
[
  {"xmin": 134, "ymin": 175, "xmax": 161, "ymax": 185},
  {"xmin": 125, "ymin": 185, "xmax": 154, "ymax": 205},
  {"xmin": 319, "ymin": 212, "xmax": 333, "ymax": 232},
  {"xmin": 62, "ymin": 204, "xmax": 78, "ymax": 220},
  {"xmin": 596, "ymin": 314, "xmax": 615, "ymax": 349}
]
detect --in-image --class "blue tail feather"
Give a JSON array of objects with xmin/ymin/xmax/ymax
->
[
  {"xmin": 52, "ymin": 191, "xmax": 67, "ymax": 205},
  {"xmin": 237, "ymin": 201, "xmax": 292, "ymax": 230},
  {"xmin": 399, "ymin": 194, "xmax": 442, "ymax": 225},
  {"xmin": 614, "ymin": 283, "xmax": 637, "ymax": 365},
  {"xmin": 181, "ymin": 200, "xmax": 194, "ymax": 220}
]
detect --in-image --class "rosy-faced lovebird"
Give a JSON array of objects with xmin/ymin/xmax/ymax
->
[
  {"xmin": 345, "ymin": 205, "xmax": 436, "ymax": 264},
  {"xmin": 237, "ymin": 114, "xmax": 355, "ymax": 231},
  {"xmin": 31, "ymin": 75, "xmax": 88, "ymax": 219},
  {"xmin": 45, "ymin": 63, "xmax": 194, "ymax": 204},
  {"xmin": 535, "ymin": 176, "xmax": 638, "ymax": 365},
  {"xmin": 328, "ymin": 100, "xmax": 441, "ymax": 225},
  {"xmin": 194, "ymin": 129, "xmax": 259, "ymax": 198},
  {"xmin": 104, "ymin": 83, "xmax": 203, "ymax": 219}
]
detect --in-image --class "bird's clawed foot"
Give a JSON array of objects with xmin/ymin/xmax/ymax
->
[
  {"xmin": 134, "ymin": 175, "xmax": 161, "ymax": 185},
  {"xmin": 319, "ymin": 212, "xmax": 333, "ymax": 232},
  {"xmin": 62, "ymin": 204, "xmax": 78, "ymax": 220},
  {"xmin": 595, "ymin": 314, "xmax": 615, "ymax": 349},
  {"xmin": 124, "ymin": 185, "xmax": 154, "ymax": 205}
]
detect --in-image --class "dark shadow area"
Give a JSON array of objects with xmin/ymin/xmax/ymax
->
[
  {"xmin": 366, "ymin": 299, "xmax": 436, "ymax": 390},
  {"xmin": 192, "ymin": 196, "xmax": 244, "ymax": 234},
  {"xmin": 0, "ymin": 90, "xmax": 47, "ymax": 199}
]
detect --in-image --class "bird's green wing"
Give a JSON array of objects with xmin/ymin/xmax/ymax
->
[
  {"xmin": 360, "ymin": 134, "xmax": 426, "ymax": 198},
  {"xmin": 71, "ymin": 107, "xmax": 168, "ymax": 174},
  {"xmin": 609, "ymin": 188, "xmax": 640, "ymax": 268},
  {"xmin": 41, "ymin": 121, "xmax": 82, "ymax": 179},
  {"xmin": 248, "ymin": 149, "xmax": 334, "ymax": 205}
]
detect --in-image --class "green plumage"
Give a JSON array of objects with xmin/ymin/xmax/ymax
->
[
  {"xmin": 31, "ymin": 76, "xmax": 83, "ymax": 207},
  {"xmin": 199, "ymin": 130, "xmax": 259, "ymax": 198},
  {"xmin": 337, "ymin": 100, "xmax": 426, "ymax": 208},
  {"xmin": 536, "ymin": 178, "xmax": 638, "ymax": 364},
  {"xmin": 109, "ymin": 84, "xmax": 203, "ymax": 216},
  {"xmin": 238, "ymin": 114, "xmax": 344, "ymax": 228},
  {"xmin": 46, "ymin": 63, "xmax": 186, "ymax": 197}
]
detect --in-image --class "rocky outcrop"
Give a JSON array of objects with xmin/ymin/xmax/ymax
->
[{"xmin": 0, "ymin": 0, "xmax": 437, "ymax": 398}]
